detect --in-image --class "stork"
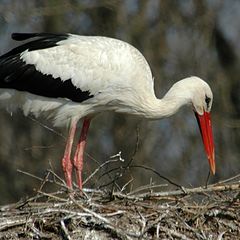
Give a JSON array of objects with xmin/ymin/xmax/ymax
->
[{"xmin": 0, "ymin": 33, "xmax": 215, "ymax": 190}]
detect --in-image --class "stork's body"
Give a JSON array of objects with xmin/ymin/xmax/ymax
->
[{"xmin": 0, "ymin": 33, "xmax": 215, "ymax": 189}]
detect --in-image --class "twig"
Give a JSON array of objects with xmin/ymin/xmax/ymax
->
[
  {"xmin": 217, "ymin": 173, "xmax": 240, "ymax": 184},
  {"xmin": 139, "ymin": 182, "xmax": 240, "ymax": 198},
  {"xmin": 205, "ymin": 170, "xmax": 211, "ymax": 188},
  {"xmin": 2, "ymin": 168, "xmax": 240, "ymax": 239},
  {"xmin": 17, "ymin": 169, "xmax": 44, "ymax": 182},
  {"xmin": 120, "ymin": 177, "xmax": 134, "ymax": 192},
  {"xmin": 60, "ymin": 219, "xmax": 72, "ymax": 240},
  {"xmin": 97, "ymin": 127, "xmax": 140, "ymax": 190},
  {"xmin": 28, "ymin": 116, "xmax": 66, "ymax": 139},
  {"xmin": 83, "ymin": 158, "xmax": 123, "ymax": 185},
  {"xmin": 128, "ymin": 165, "xmax": 183, "ymax": 189},
  {"xmin": 160, "ymin": 226, "xmax": 193, "ymax": 240},
  {"xmin": 0, "ymin": 217, "xmax": 32, "ymax": 231},
  {"xmin": 36, "ymin": 190, "xmax": 68, "ymax": 202},
  {"xmin": 47, "ymin": 169, "xmax": 67, "ymax": 186},
  {"xmin": 113, "ymin": 182, "xmax": 240, "ymax": 201},
  {"xmin": 217, "ymin": 231, "xmax": 226, "ymax": 240},
  {"xmin": 128, "ymin": 183, "xmax": 168, "ymax": 195},
  {"xmin": 136, "ymin": 208, "xmax": 146, "ymax": 236},
  {"xmin": 102, "ymin": 210, "xmax": 125, "ymax": 217},
  {"xmin": 38, "ymin": 170, "xmax": 51, "ymax": 191},
  {"xmin": 70, "ymin": 197, "xmax": 140, "ymax": 239},
  {"xmin": 17, "ymin": 169, "xmax": 67, "ymax": 189},
  {"xmin": 125, "ymin": 125, "xmax": 140, "ymax": 168}
]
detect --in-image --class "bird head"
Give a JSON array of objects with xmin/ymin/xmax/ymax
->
[
  {"xmin": 189, "ymin": 77, "xmax": 215, "ymax": 175},
  {"xmin": 191, "ymin": 78, "xmax": 213, "ymax": 115},
  {"xmin": 164, "ymin": 76, "xmax": 215, "ymax": 175}
]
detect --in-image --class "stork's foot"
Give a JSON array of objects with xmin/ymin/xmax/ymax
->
[
  {"xmin": 62, "ymin": 156, "xmax": 73, "ymax": 189},
  {"xmin": 73, "ymin": 152, "xmax": 83, "ymax": 190},
  {"xmin": 73, "ymin": 117, "xmax": 91, "ymax": 190}
]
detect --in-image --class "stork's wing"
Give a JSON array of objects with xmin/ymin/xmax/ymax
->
[
  {"xmin": 0, "ymin": 33, "xmax": 94, "ymax": 103},
  {"xmin": 0, "ymin": 33, "xmax": 153, "ymax": 103}
]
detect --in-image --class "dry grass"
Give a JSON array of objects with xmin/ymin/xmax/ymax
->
[{"xmin": 0, "ymin": 169, "xmax": 239, "ymax": 240}]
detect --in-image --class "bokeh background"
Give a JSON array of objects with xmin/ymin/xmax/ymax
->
[{"xmin": 0, "ymin": 0, "xmax": 239, "ymax": 204}]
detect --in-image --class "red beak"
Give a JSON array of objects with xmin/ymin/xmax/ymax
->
[{"xmin": 195, "ymin": 111, "xmax": 215, "ymax": 175}]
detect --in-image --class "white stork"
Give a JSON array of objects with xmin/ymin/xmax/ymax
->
[{"xmin": 0, "ymin": 33, "xmax": 215, "ymax": 190}]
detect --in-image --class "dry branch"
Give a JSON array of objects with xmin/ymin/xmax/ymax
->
[{"xmin": 0, "ymin": 172, "xmax": 239, "ymax": 239}]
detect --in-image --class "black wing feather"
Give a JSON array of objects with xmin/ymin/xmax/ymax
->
[
  {"xmin": 11, "ymin": 32, "xmax": 67, "ymax": 41},
  {"xmin": 0, "ymin": 33, "xmax": 93, "ymax": 103},
  {"xmin": 0, "ymin": 33, "xmax": 69, "ymax": 59}
]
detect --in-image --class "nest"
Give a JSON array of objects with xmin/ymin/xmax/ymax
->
[{"xmin": 0, "ymin": 169, "xmax": 239, "ymax": 240}]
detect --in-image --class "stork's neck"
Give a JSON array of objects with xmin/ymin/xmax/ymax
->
[
  {"xmin": 134, "ymin": 78, "xmax": 205, "ymax": 119},
  {"xmin": 115, "ymin": 77, "xmax": 211, "ymax": 119},
  {"xmin": 137, "ymin": 93, "xmax": 190, "ymax": 119}
]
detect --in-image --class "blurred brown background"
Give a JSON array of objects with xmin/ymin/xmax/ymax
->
[{"xmin": 0, "ymin": 0, "xmax": 239, "ymax": 204}]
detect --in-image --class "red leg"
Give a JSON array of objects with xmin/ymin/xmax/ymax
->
[
  {"xmin": 62, "ymin": 119, "xmax": 77, "ymax": 189},
  {"xmin": 73, "ymin": 118, "xmax": 91, "ymax": 190}
]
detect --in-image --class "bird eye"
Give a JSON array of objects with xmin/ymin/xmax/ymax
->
[{"xmin": 205, "ymin": 95, "xmax": 211, "ymax": 109}]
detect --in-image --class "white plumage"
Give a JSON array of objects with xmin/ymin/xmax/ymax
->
[
  {"xmin": 0, "ymin": 33, "xmax": 215, "ymax": 190},
  {"xmin": 1, "ymin": 35, "xmax": 154, "ymax": 126}
]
